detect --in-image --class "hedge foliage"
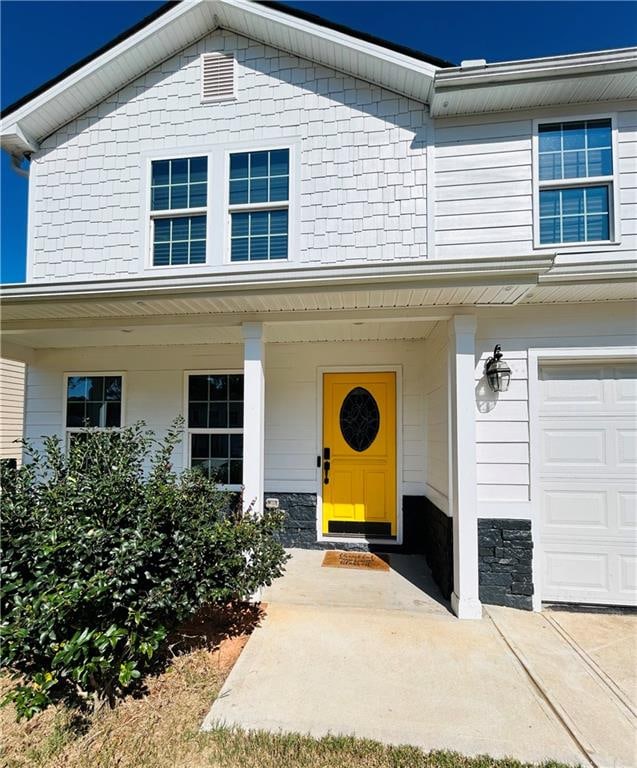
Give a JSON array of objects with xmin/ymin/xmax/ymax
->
[{"xmin": 0, "ymin": 419, "xmax": 286, "ymax": 719}]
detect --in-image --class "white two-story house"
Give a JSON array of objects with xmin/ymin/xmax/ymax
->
[{"xmin": 1, "ymin": 0, "xmax": 635, "ymax": 618}]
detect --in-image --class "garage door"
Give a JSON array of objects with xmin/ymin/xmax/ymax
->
[{"xmin": 539, "ymin": 362, "xmax": 637, "ymax": 606}]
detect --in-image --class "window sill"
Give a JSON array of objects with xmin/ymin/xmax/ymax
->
[
  {"xmin": 146, "ymin": 260, "xmax": 292, "ymax": 271},
  {"xmin": 533, "ymin": 240, "xmax": 621, "ymax": 251}
]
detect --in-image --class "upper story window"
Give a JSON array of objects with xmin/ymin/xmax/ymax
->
[
  {"xmin": 229, "ymin": 149, "xmax": 289, "ymax": 262},
  {"xmin": 537, "ymin": 119, "xmax": 613, "ymax": 245},
  {"xmin": 146, "ymin": 146, "xmax": 293, "ymax": 268},
  {"xmin": 150, "ymin": 157, "xmax": 207, "ymax": 266},
  {"xmin": 66, "ymin": 375, "xmax": 123, "ymax": 432}
]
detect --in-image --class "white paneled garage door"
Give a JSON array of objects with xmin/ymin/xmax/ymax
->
[{"xmin": 539, "ymin": 362, "xmax": 637, "ymax": 606}]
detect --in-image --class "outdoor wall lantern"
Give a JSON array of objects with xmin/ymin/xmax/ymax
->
[{"xmin": 485, "ymin": 345, "xmax": 512, "ymax": 393}]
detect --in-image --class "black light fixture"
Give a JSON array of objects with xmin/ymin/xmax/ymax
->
[{"xmin": 485, "ymin": 345, "xmax": 512, "ymax": 393}]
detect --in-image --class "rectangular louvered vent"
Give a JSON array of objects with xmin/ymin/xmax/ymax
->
[{"xmin": 201, "ymin": 53, "xmax": 235, "ymax": 102}]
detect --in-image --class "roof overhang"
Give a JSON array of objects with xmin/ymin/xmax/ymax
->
[
  {"xmin": 4, "ymin": 256, "xmax": 636, "ymax": 352},
  {"xmin": 431, "ymin": 47, "xmax": 637, "ymax": 117},
  {"xmin": 0, "ymin": 0, "xmax": 442, "ymax": 157},
  {"xmin": 0, "ymin": 254, "xmax": 553, "ymax": 306}
]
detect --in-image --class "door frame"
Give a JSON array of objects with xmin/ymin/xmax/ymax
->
[
  {"xmin": 315, "ymin": 364, "xmax": 403, "ymax": 547},
  {"xmin": 528, "ymin": 345, "xmax": 637, "ymax": 610}
]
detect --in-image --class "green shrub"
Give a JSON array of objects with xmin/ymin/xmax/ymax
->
[{"xmin": 0, "ymin": 419, "xmax": 286, "ymax": 719}]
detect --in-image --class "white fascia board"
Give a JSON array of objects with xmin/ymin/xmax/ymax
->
[
  {"xmin": 431, "ymin": 47, "xmax": 637, "ymax": 116},
  {"xmin": 0, "ymin": 1, "xmax": 196, "ymax": 135},
  {"xmin": 435, "ymin": 47, "xmax": 637, "ymax": 88},
  {"xmin": 538, "ymin": 259, "xmax": 637, "ymax": 284},
  {"xmin": 0, "ymin": 254, "xmax": 554, "ymax": 302},
  {"xmin": 223, "ymin": 0, "xmax": 439, "ymax": 85}
]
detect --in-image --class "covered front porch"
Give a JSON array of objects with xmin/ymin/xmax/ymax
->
[{"xmin": 2, "ymin": 262, "xmax": 561, "ymax": 619}]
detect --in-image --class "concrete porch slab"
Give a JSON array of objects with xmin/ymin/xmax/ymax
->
[{"xmin": 259, "ymin": 548, "xmax": 451, "ymax": 616}]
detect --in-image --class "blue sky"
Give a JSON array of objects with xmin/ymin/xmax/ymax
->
[{"xmin": 1, "ymin": 0, "xmax": 636, "ymax": 283}]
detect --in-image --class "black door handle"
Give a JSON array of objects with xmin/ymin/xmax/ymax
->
[{"xmin": 323, "ymin": 460, "xmax": 330, "ymax": 485}]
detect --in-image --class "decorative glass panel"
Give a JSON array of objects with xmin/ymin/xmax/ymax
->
[
  {"xmin": 66, "ymin": 376, "xmax": 122, "ymax": 428},
  {"xmin": 339, "ymin": 387, "xmax": 380, "ymax": 453}
]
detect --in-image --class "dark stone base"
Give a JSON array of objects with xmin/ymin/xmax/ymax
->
[
  {"xmin": 421, "ymin": 497, "xmax": 453, "ymax": 599},
  {"xmin": 478, "ymin": 519, "xmax": 534, "ymax": 611},
  {"xmin": 267, "ymin": 493, "xmax": 429, "ymax": 554}
]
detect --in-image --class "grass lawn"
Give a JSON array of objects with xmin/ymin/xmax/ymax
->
[{"xmin": 0, "ymin": 608, "xmax": 575, "ymax": 768}]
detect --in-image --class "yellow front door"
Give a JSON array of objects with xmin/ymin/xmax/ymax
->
[{"xmin": 322, "ymin": 372, "xmax": 396, "ymax": 538}]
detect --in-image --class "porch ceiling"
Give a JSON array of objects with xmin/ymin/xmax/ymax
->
[
  {"xmin": 1, "ymin": 283, "xmax": 532, "ymax": 326},
  {"xmin": 2, "ymin": 318, "xmax": 439, "ymax": 350}
]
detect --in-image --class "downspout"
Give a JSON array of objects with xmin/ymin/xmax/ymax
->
[{"xmin": 10, "ymin": 152, "xmax": 31, "ymax": 178}]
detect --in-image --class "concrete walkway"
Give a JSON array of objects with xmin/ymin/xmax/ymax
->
[{"xmin": 203, "ymin": 549, "xmax": 637, "ymax": 767}]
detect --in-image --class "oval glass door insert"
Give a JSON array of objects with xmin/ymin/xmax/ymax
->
[{"xmin": 339, "ymin": 387, "xmax": 380, "ymax": 452}]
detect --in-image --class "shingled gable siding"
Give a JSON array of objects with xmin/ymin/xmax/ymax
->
[{"xmin": 29, "ymin": 29, "xmax": 429, "ymax": 283}]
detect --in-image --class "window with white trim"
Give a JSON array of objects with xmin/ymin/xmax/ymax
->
[
  {"xmin": 229, "ymin": 149, "xmax": 289, "ymax": 261},
  {"xmin": 150, "ymin": 157, "xmax": 207, "ymax": 265},
  {"xmin": 65, "ymin": 375, "xmax": 123, "ymax": 437},
  {"xmin": 537, "ymin": 119, "xmax": 613, "ymax": 245},
  {"xmin": 187, "ymin": 373, "xmax": 244, "ymax": 486}
]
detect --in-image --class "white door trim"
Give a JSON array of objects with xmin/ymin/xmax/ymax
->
[
  {"xmin": 528, "ymin": 345, "xmax": 637, "ymax": 610},
  {"xmin": 315, "ymin": 364, "xmax": 404, "ymax": 547}
]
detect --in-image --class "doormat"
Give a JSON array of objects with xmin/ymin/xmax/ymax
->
[{"xmin": 321, "ymin": 551, "xmax": 390, "ymax": 572}]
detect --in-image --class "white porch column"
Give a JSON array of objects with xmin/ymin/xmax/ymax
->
[
  {"xmin": 448, "ymin": 315, "xmax": 482, "ymax": 619},
  {"xmin": 242, "ymin": 322, "xmax": 265, "ymax": 516}
]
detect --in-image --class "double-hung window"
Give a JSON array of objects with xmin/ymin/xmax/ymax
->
[
  {"xmin": 65, "ymin": 375, "xmax": 123, "ymax": 442},
  {"xmin": 537, "ymin": 118, "xmax": 614, "ymax": 245},
  {"xmin": 187, "ymin": 373, "xmax": 244, "ymax": 487},
  {"xmin": 150, "ymin": 157, "xmax": 208, "ymax": 265},
  {"xmin": 229, "ymin": 149, "xmax": 289, "ymax": 262}
]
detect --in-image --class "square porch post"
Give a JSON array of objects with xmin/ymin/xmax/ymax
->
[
  {"xmin": 448, "ymin": 315, "xmax": 482, "ymax": 619},
  {"xmin": 242, "ymin": 322, "xmax": 265, "ymax": 516}
]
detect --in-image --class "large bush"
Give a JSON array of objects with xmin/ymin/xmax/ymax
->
[{"xmin": 0, "ymin": 419, "xmax": 286, "ymax": 719}]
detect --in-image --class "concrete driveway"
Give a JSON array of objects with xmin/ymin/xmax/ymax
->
[{"xmin": 202, "ymin": 549, "xmax": 637, "ymax": 767}]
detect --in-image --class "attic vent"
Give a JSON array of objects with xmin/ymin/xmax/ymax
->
[{"xmin": 201, "ymin": 53, "xmax": 236, "ymax": 102}]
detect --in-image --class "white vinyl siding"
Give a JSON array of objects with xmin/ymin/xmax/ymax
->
[
  {"xmin": 434, "ymin": 118, "xmax": 533, "ymax": 259},
  {"xmin": 476, "ymin": 351, "xmax": 530, "ymax": 503},
  {"xmin": 422, "ymin": 322, "xmax": 449, "ymax": 513},
  {"xmin": 433, "ymin": 106, "xmax": 636, "ymax": 260},
  {"xmin": 0, "ymin": 359, "xmax": 25, "ymax": 464}
]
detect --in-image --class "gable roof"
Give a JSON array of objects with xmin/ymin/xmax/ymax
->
[
  {"xmin": 0, "ymin": 0, "xmax": 452, "ymax": 121},
  {"xmin": 0, "ymin": 0, "xmax": 451, "ymax": 157},
  {"xmin": 2, "ymin": 0, "xmax": 635, "ymax": 159}
]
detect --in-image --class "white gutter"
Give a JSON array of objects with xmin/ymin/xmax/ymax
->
[
  {"xmin": 434, "ymin": 46, "xmax": 637, "ymax": 89},
  {"xmin": 0, "ymin": 254, "xmax": 555, "ymax": 302},
  {"xmin": 538, "ymin": 259, "xmax": 637, "ymax": 284}
]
